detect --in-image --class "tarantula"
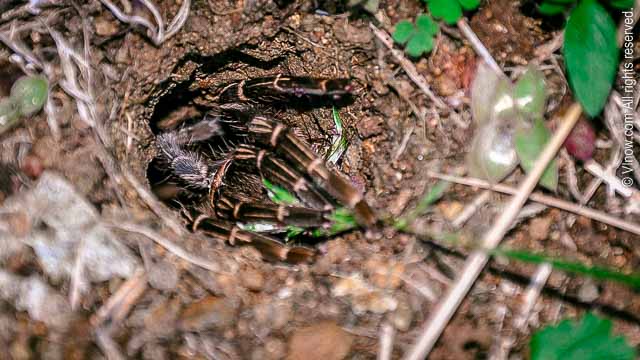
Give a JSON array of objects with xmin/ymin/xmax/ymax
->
[{"xmin": 152, "ymin": 75, "xmax": 376, "ymax": 262}]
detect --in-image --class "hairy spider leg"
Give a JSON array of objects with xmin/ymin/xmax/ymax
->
[
  {"xmin": 244, "ymin": 116, "xmax": 376, "ymax": 227},
  {"xmin": 193, "ymin": 215, "xmax": 315, "ymax": 263},
  {"xmin": 218, "ymin": 75, "xmax": 353, "ymax": 104}
]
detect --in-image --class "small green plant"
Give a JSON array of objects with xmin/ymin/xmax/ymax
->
[
  {"xmin": 538, "ymin": 0, "xmax": 632, "ymax": 14},
  {"xmin": 468, "ymin": 65, "xmax": 558, "ymax": 190},
  {"xmin": 392, "ymin": 14, "xmax": 440, "ymax": 57},
  {"xmin": 392, "ymin": 0, "xmax": 481, "ymax": 57},
  {"xmin": 11, "ymin": 75, "xmax": 48, "ymax": 116},
  {"xmin": 537, "ymin": 0, "xmax": 632, "ymax": 116},
  {"xmin": 424, "ymin": 0, "xmax": 481, "ymax": 24},
  {"xmin": 262, "ymin": 179, "xmax": 299, "ymax": 206},
  {"xmin": 0, "ymin": 75, "xmax": 48, "ymax": 134},
  {"xmin": 327, "ymin": 107, "xmax": 348, "ymax": 165},
  {"xmin": 494, "ymin": 248, "xmax": 640, "ymax": 289},
  {"xmin": 394, "ymin": 180, "xmax": 449, "ymax": 230},
  {"xmin": 530, "ymin": 312, "xmax": 636, "ymax": 360},
  {"xmin": 262, "ymin": 179, "xmax": 358, "ymax": 238}
]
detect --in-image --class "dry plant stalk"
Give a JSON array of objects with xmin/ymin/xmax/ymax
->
[
  {"xmin": 99, "ymin": 0, "xmax": 190, "ymax": 45},
  {"xmin": 404, "ymin": 103, "xmax": 583, "ymax": 360}
]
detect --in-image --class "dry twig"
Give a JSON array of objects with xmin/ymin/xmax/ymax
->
[
  {"xmin": 404, "ymin": 103, "xmax": 583, "ymax": 360},
  {"xmin": 369, "ymin": 23, "xmax": 447, "ymax": 109},
  {"xmin": 99, "ymin": 0, "xmax": 190, "ymax": 46},
  {"xmin": 427, "ymin": 171, "xmax": 640, "ymax": 236},
  {"xmin": 108, "ymin": 221, "xmax": 224, "ymax": 273}
]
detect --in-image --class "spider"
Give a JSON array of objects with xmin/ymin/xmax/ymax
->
[{"xmin": 152, "ymin": 75, "xmax": 377, "ymax": 262}]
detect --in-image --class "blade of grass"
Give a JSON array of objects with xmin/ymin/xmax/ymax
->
[
  {"xmin": 327, "ymin": 107, "xmax": 348, "ymax": 165},
  {"xmin": 395, "ymin": 180, "xmax": 450, "ymax": 230},
  {"xmin": 493, "ymin": 248, "xmax": 640, "ymax": 289}
]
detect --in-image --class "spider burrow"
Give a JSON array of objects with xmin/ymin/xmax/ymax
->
[{"xmin": 153, "ymin": 75, "xmax": 376, "ymax": 262}]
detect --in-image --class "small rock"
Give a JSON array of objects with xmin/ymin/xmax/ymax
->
[
  {"xmin": 147, "ymin": 259, "xmax": 179, "ymax": 291},
  {"xmin": 368, "ymin": 261, "xmax": 404, "ymax": 290},
  {"xmin": 577, "ymin": 280, "xmax": 600, "ymax": 303},
  {"xmin": 371, "ymin": 79, "xmax": 389, "ymax": 95},
  {"xmin": 437, "ymin": 201, "xmax": 464, "ymax": 221},
  {"xmin": 357, "ymin": 116, "xmax": 384, "ymax": 139},
  {"xmin": 332, "ymin": 20, "xmax": 372, "ymax": 44},
  {"xmin": 143, "ymin": 298, "xmax": 180, "ymax": 337},
  {"xmin": 352, "ymin": 290, "xmax": 397, "ymax": 314},
  {"xmin": 324, "ymin": 239, "xmax": 349, "ymax": 263},
  {"xmin": 529, "ymin": 216, "xmax": 553, "ymax": 241},
  {"xmin": 434, "ymin": 75, "xmax": 458, "ymax": 97},
  {"xmin": 241, "ymin": 267, "xmax": 265, "ymax": 291},
  {"xmin": 388, "ymin": 189, "xmax": 412, "ymax": 216},
  {"xmin": 21, "ymin": 155, "xmax": 43, "ymax": 179},
  {"xmin": 178, "ymin": 296, "xmax": 238, "ymax": 332},
  {"xmin": 287, "ymin": 321, "xmax": 353, "ymax": 360},
  {"xmin": 94, "ymin": 17, "xmax": 119, "ymax": 37},
  {"xmin": 332, "ymin": 274, "xmax": 397, "ymax": 315},
  {"xmin": 392, "ymin": 296, "xmax": 413, "ymax": 331},
  {"xmin": 263, "ymin": 337, "xmax": 286, "ymax": 360},
  {"xmin": 5, "ymin": 211, "xmax": 31, "ymax": 238},
  {"xmin": 253, "ymin": 301, "xmax": 292, "ymax": 331}
]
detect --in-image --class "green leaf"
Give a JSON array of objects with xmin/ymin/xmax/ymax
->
[
  {"xmin": 530, "ymin": 313, "xmax": 637, "ymax": 360},
  {"xmin": 392, "ymin": 20, "xmax": 415, "ymax": 45},
  {"xmin": 513, "ymin": 67, "xmax": 547, "ymax": 120},
  {"xmin": 10, "ymin": 75, "xmax": 48, "ymax": 116},
  {"xmin": 538, "ymin": 2, "xmax": 569, "ymax": 15},
  {"xmin": 607, "ymin": 0, "xmax": 634, "ymax": 8},
  {"xmin": 262, "ymin": 179, "xmax": 299, "ymax": 205},
  {"xmin": 493, "ymin": 248, "xmax": 640, "ymax": 289},
  {"xmin": 395, "ymin": 180, "xmax": 449, "ymax": 230},
  {"xmin": 327, "ymin": 107, "xmax": 348, "ymax": 165},
  {"xmin": 467, "ymin": 118, "xmax": 519, "ymax": 184},
  {"xmin": 514, "ymin": 118, "xmax": 558, "ymax": 191},
  {"xmin": 405, "ymin": 32, "xmax": 434, "ymax": 57},
  {"xmin": 563, "ymin": 0, "xmax": 618, "ymax": 116},
  {"xmin": 428, "ymin": 0, "xmax": 462, "ymax": 25},
  {"xmin": 458, "ymin": 0, "xmax": 481, "ymax": 11},
  {"xmin": 415, "ymin": 14, "xmax": 439, "ymax": 35}
]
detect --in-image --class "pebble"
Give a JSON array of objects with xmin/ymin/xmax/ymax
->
[
  {"xmin": 94, "ymin": 17, "xmax": 119, "ymax": 37},
  {"xmin": 357, "ymin": 116, "xmax": 384, "ymax": 139},
  {"xmin": 392, "ymin": 296, "xmax": 413, "ymax": 331},
  {"xmin": 577, "ymin": 280, "xmax": 600, "ymax": 303},
  {"xmin": 253, "ymin": 301, "xmax": 292, "ymax": 331},
  {"xmin": 286, "ymin": 321, "xmax": 353, "ymax": 360},
  {"xmin": 241, "ymin": 267, "xmax": 265, "ymax": 291},
  {"xmin": 6, "ymin": 211, "xmax": 31, "ymax": 238},
  {"xmin": 178, "ymin": 296, "xmax": 238, "ymax": 332},
  {"xmin": 143, "ymin": 298, "xmax": 180, "ymax": 337},
  {"xmin": 437, "ymin": 201, "xmax": 464, "ymax": 221},
  {"xmin": 529, "ymin": 216, "xmax": 553, "ymax": 241},
  {"xmin": 146, "ymin": 259, "xmax": 179, "ymax": 291},
  {"xmin": 21, "ymin": 155, "xmax": 43, "ymax": 179}
]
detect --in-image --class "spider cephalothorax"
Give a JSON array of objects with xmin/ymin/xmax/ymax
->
[{"xmin": 153, "ymin": 75, "xmax": 376, "ymax": 262}]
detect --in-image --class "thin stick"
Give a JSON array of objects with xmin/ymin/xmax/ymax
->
[
  {"xmin": 403, "ymin": 103, "xmax": 583, "ymax": 360},
  {"xmin": 426, "ymin": 172, "xmax": 640, "ymax": 236},
  {"xmin": 456, "ymin": 18, "xmax": 502, "ymax": 75},
  {"xmin": 91, "ymin": 268, "xmax": 147, "ymax": 327},
  {"xmin": 513, "ymin": 263, "xmax": 552, "ymax": 330},
  {"xmin": 369, "ymin": 24, "xmax": 447, "ymax": 109},
  {"xmin": 122, "ymin": 169, "xmax": 186, "ymax": 236},
  {"xmin": 378, "ymin": 321, "xmax": 395, "ymax": 360},
  {"xmin": 108, "ymin": 221, "xmax": 224, "ymax": 273}
]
